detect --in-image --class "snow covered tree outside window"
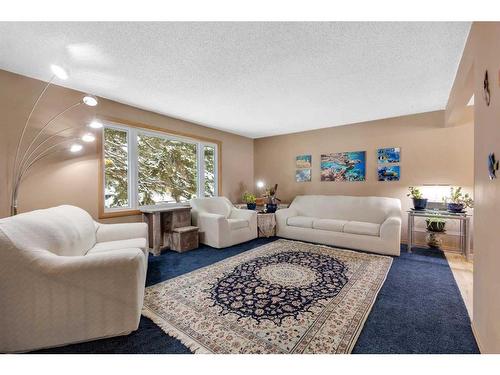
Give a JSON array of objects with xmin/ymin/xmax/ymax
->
[
  {"xmin": 104, "ymin": 128, "xmax": 129, "ymax": 209},
  {"xmin": 204, "ymin": 145, "xmax": 215, "ymax": 197},
  {"xmin": 138, "ymin": 133, "xmax": 198, "ymax": 205},
  {"xmin": 102, "ymin": 123, "xmax": 218, "ymax": 212}
]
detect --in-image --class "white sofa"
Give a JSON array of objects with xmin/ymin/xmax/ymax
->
[
  {"xmin": 0, "ymin": 205, "xmax": 149, "ymax": 353},
  {"xmin": 276, "ymin": 195, "xmax": 402, "ymax": 256},
  {"xmin": 190, "ymin": 197, "xmax": 257, "ymax": 248}
]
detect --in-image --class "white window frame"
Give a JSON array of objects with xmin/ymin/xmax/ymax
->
[{"xmin": 102, "ymin": 121, "xmax": 218, "ymax": 213}]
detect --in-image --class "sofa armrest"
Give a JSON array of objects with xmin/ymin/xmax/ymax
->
[
  {"xmin": 230, "ymin": 207, "xmax": 257, "ymax": 221},
  {"xmin": 380, "ymin": 216, "xmax": 402, "ymax": 240},
  {"xmin": 95, "ymin": 222, "xmax": 148, "ymax": 245},
  {"xmin": 275, "ymin": 207, "xmax": 298, "ymax": 229},
  {"xmin": 196, "ymin": 213, "xmax": 230, "ymax": 248},
  {"xmin": 230, "ymin": 208, "xmax": 257, "ymax": 235}
]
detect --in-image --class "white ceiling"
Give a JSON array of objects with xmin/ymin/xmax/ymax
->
[{"xmin": 0, "ymin": 22, "xmax": 470, "ymax": 138}]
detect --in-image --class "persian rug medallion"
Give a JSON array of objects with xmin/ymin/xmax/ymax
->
[{"xmin": 143, "ymin": 239, "xmax": 392, "ymax": 353}]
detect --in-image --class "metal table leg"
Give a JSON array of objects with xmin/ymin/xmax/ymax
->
[{"xmin": 407, "ymin": 213, "xmax": 413, "ymax": 253}]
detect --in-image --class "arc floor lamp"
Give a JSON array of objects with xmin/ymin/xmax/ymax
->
[{"xmin": 10, "ymin": 64, "xmax": 102, "ymax": 216}]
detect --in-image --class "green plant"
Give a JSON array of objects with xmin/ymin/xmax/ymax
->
[
  {"xmin": 242, "ymin": 191, "xmax": 256, "ymax": 204},
  {"xmin": 407, "ymin": 186, "xmax": 423, "ymax": 199},
  {"xmin": 425, "ymin": 217, "xmax": 446, "ymax": 232},
  {"xmin": 444, "ymin": 187, "xmax": 474, "ymax": 208}
]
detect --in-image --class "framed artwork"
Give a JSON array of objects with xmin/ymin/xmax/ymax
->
[
  {"xmin": 296, "ymin": 169, "xmax": 311, "ymax": 182},
  {"xmin": 296, "ymin": 154, "xmax": 312, "ymax": 168},
  {"xmin": 377, "ymin": 147, "xmax": 400, "ymax": 163},
  {"xmin": 320, "ymin": 151, "xmax": 366, "ymax": 182},
  {"xmin": 378, "ymin": 165, "xmax": 400, "ymax": 181}
]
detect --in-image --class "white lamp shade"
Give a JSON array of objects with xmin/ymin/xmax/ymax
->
[
  {"xmin": 83, "ymin": 95, "xmax": 98, "ymax": 106},
  {"xmin": 50, "ymin": 64, "xmax": 69, "ymax": 80},
  {"xmin": 89, "ymin": 120, "xmax": 103, "ymax": 129},
  {"xmin": 81, "ymin": 133, "xmax": 95, "ymax": 143},
  {"xmin": 70, "ymin": 144, "xmax": 83, "ymax": 153}
]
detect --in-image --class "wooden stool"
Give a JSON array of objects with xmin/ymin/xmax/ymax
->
[{"xmin": 171, "ymin": 226, "xmax": 199, "ymax": 253}]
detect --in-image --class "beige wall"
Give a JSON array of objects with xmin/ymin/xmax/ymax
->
[
  {"xmin": 0, "ymin": 69, "xmax": 254, "ymax": 221},
  {"xmin": 254, "ymin": 110, "xmax": 474, "ymax": 245},
  {"xmin": 465, "ymin": 22, "xmax": 500, "ymax": 354}
]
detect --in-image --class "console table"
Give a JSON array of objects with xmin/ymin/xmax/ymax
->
[
  {"xmin": 407, "ymin": 209, "xmax": 471, "ymax": 260},
  {"xmin": 141, "ymin": 206, "xmax": 192, "ymax": 255}
]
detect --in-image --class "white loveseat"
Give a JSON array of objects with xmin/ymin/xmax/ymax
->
[
  {"xmin": 276, "ymin": 195, "xmax": 402, "ymax": 256},
  {"xmin": 0, "ymin": 205, "xmax": 149, "ymax": 353},
  {"xmin": 190, "ymin": 197, "xmax": 257, "ymax": 248}
]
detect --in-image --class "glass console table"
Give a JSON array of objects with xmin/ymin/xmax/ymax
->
[{"xmin": 407, "ymin": 209, "xmax": 471, "ymax": 260}]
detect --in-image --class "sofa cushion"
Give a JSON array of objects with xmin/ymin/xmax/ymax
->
[
  {"xmin": 287, "ymin": 216, "xmax": 314, "ymax": 229},
  {"xmin": 88, "ymin": 238, "xmax": 147, "ymax": 254},
  {"xmin": 227, "ymin": 218, "xmax": 249, "ymax": 230},
  {"xmin": 312, "ymin": 218, "xmax": 348, "ymax": 232},
  {"xmin": 343, "ymin": 221, "xmax": 380, "ymax": 237}
]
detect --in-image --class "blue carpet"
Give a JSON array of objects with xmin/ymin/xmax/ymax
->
[{"xmin": 32, "ymin": 238, "xmax": 478, "ymax": 354}]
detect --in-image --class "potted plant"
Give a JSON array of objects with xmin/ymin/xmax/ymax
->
[
  {"xmin": 242, "ymin": 192, "xmax": 257, "ymax": 210},
  {"xmin": 407, "ymin": 186, "xmax": 427, "ymax": 210},
  {"xmin": 444, "ymin": 187, "xmax": 473, "ymax": 213},
  {"xmin": 264, "ymin": 184, "xmax": 281, "ymax": 213},
  {"xmin": 425, "ymin": 217, "xmax": 446, "ymax": 232}
]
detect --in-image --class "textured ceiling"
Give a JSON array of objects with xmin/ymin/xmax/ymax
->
[{"xmin": 0, "ymin": 22, "xmax": 470, "ymax": 138}]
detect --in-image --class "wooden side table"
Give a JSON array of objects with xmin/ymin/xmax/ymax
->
[
  {"xmin": 257, "ymin": 213, "xmax": 276, "ymax": 238},
  {"xmin": 141, "ymin": 206, "xmax": 192, "ymax": 255}
]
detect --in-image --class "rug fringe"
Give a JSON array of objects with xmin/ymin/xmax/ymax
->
[{"xmin": 142, "ymin": 306, "xmax": 212, "ymax": 354}]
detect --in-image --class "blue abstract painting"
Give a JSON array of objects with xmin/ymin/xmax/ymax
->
[{"xmin": 377, "ymin": 147, "xmax": 400, "ymax": 163}]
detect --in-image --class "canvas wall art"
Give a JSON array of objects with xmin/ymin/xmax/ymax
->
[
  {"xmin": 377, "ymin": 147, "xmax": 400, "ymax": 163},
  {"xmin": 378, "ymin": 165, "xmax": 400, "ymax": 181},
  {"xmin": 296, "ymin": 169, "xmax": 311, "ymax": 182},
  {"xmin": 296, "ymin": 154, "xmax": 312, "ymax": 168},
  {"xmin": 320, "ymin": 151, "xmax": 366, "ymax": 182}
]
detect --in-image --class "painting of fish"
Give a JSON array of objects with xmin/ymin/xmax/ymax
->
[
  {"xmin": 296, "ymin": 169, "xmax": 311, "ymax": 182},
  {"xmin": 378, "ymin": 165, "xmax": 400, "ymax": 181},
  {"xmin": 377, "ymin": 147, "xmax": 400, "ymax": 163},
  {"xmin": 296, "ymin": 154, "xmax": 312, "ymax": 168},
  {"xmin": 320, "ymin": 151, "xmax": 366, "ymax": 182}
]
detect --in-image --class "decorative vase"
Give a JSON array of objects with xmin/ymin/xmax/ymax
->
[
  {"xmin": 447, "ymin": 203, "xmax": 464, "ymax": 213},
  {"xmin": 412, "ymin": 198, "xmax": 428, "ymax": 210},
  {"xmin": 246, "ymin": 203, "xmax": 257, "ymax": 210},
  {"xmin": 426, "ymin": 232, "xmax": 443, "ymax": 249},
  {"xmin": 425, "ymin": 219, "xmax": 446, "ymax": 233},
  {"xmin": 266, "ymin": 203, "xmax": 278, "ymax": 213}
]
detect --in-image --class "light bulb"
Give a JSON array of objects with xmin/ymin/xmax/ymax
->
[
  {"xmin": 89, "ymin": 120, "xmax": 103, "ymax": 129},
  {"xmin": 70, "ymin": 144, "xmax": 83, "ymax": 153},
  {"xmin": 50, "ymin": 64, "xmax": 69, "ymax": 80},
  {"xmin": 81, "ymin": 133, "xmax": 95, "ymax": 143},
  {"xmin": 82, "ymin": 95, "xmax": 98, "ymax": 106},
  {"xmin": 257, "ymin": 181, "xmax": 265, "ymax": 189}
]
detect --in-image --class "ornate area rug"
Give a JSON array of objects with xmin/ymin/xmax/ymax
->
[{"xmin": 143, "ymin": 239, "xmax": 392, "ymax": 353}]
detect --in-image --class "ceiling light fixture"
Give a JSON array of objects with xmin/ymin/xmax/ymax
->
[
  {"xmin": 88, "ymin": 120, "xmax": 103, "ymax": 129},
  {"xmin": 50, "ymin": 64, "xmax": 69, "ymax": 80},
  {"xmin": 70, "ymin": 144, "xmax": 83, "ymax": 153},
  {"xmin": 82, "ymin": 95, "xmax": 98, "ymax": 106},
  {"xmin": 81, "ymin": 133, "xmax": 95, "ymax": 143}
]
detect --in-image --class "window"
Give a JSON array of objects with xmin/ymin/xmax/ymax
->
[{"xmin": 102, "ymin": 122, "xmax": 218, "ymax": 213}]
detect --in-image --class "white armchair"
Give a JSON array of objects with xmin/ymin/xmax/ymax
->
[
  {"xmin": 190, "ymin": 197, "xmax": 257, "ymax": 248},
  {"xmin": 0, "ymin": 205, "xmax": 148, "ymax": 353}
]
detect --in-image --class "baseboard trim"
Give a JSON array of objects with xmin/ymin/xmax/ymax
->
[{"xmin": 471, "ymin": 321, "xmax": 485, "ymax": 353}]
